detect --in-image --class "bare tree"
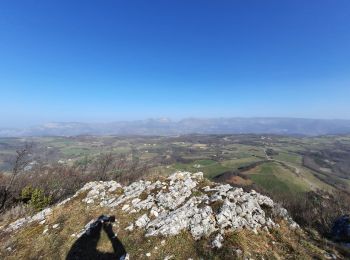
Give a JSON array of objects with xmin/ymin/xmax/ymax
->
[
  {"xmin": 76, "ymin": 155, "xmax": 92, "ymax": 175},
  {"xmin": 94, "ymin": 153, "xmax": 114, "ymax": 181},
  {"xmin": 0, "ymin": 143, "xmax": 32, "ymax": 212}
]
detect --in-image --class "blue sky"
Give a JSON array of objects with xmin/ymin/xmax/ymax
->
[{"xmin": 0, "ymin": 1, "xmax": 349, "ymax": 127}]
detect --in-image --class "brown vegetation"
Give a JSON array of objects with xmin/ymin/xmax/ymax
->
[
  {"xmin": 264, "ymin": 189, "xmax": 350, "ymax": 237},
  {"xmin": 0, "ymin": 143, "xmax": 32, "ymax": 213},
  {"xmin": 0, "ymin": 151, "xmax": 150, "ymax": 219}
]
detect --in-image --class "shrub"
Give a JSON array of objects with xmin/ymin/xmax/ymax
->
[
  {"xmin": 30, "ymin": 188, "xmax": 52, "ymax": 211},
  {"xmin": 21, "ymin": 186, "xmax": 34, "ymax": 203},
  {"xmin": 21, "ymin": 186, "xmax": 52, "ymax": 211}
]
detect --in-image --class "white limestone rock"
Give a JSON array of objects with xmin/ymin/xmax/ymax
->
[
  {"xmin": 135, "ymin": 214, "xmax": 150, "ymax": 228},
  {"xmin": 5, "ymin": 207, "xmax": 53, "ymax": 232},
  {"xmin": 212, "ymin": 233, "xmax": 224, "ymax": 248},
  {"xmin": 4, "ymin": 170, "xmax": 297, "ymax": 249}
]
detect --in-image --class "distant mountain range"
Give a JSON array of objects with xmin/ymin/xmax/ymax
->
[{"xmin": 1, "ymin": 118, "xmax": 350, "ymax": 137}]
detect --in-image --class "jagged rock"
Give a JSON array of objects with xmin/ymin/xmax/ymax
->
[
  {"xmin": 189, "ymin": 205, "xmax": 216, "ymax": 239},
  {"xmin": 135, "ymin": 214, "xmax": 150, "ymax": 228},
  {"xmin": 3, "ymin": 171, "xmax": 297, "ymax": 248},
  {"xmin": 5, "ymin": 207, "xmax": 53, "ymax": 232},
  {"xmin": 82, "ymin": 181, "xmax": 122, "ymax": 205},
  {"xmin": 273, "ymin": 205, "xmax": 299, "ymax": 228},
  {"xmin": 155, "ymin": 172, "xmax": 198, "ymax": 210},
  {"xmin": 132, "ymin": 195, "xmax": 154, "ymax": 212},
  {"xmin": 32, "ymin": 208, "xmax": 53, "ymax": 222},
  {"xmin": 122, "ymin": 204, "xmax": 130, "ymax": 211}
]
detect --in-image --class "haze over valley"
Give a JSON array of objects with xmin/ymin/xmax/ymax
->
[{"xmin": 2, "ymin": 117, "xmax": 350, "ymax": 137}]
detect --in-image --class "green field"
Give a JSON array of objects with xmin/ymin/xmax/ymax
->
[
  {"xmin": 171, "ymin": 160, "xmax": 231, "ymax": 179},
  {"xmin": 248, "ymin": 162, "xmax": 309, "ymax": 195},
  {"xmin": 1, "ymin": 134, "xmax": 349, "ymax": 197}
]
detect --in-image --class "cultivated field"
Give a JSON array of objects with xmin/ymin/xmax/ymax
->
[{"xmin": 1, "ymin": 134, "xmax": 349, "ymax": 196}]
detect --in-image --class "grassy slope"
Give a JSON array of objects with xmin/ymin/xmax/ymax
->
[
  {"xmin": 221, "ymin": 157, "xmax": 262, "ymax": 169},
  {"xmin": 172, "ymin": 160, "xmax": 231, "ymax": 179},
  {"xmin": 246, "ymin": 162, "xmax": 309, "ymax": 195},
  {"xmin": 272, "ymin": 152, "xmax": 302, "ymax": 165}
]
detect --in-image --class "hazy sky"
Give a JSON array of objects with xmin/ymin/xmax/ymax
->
[{"xmin": 0, "ymin": 1, "xmax": 350, "ymax": 127}]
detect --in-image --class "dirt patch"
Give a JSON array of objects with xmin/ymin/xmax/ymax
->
[
  {"xmin": 227, "ymin": 175, "xmax": 253, "ymax": 186},
  {"xmin": 213, "ymin": 171, "xmax": 252, "ymax": 186}
]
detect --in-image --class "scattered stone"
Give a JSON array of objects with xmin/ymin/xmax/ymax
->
[
  {"xmin": 122, "ymin": 204, "xmax": 130, "ymax": 211},
  {"xmin": 125, "ymin": 224, "xmax": 134, "ymax": 232},
  {"xmin": 43, "ymin": 227, "xmax": 49, "ymax": 234},
  {"xmin": 146, "ymin": 252, "xmax": 151, "ymax": 257},
  {"xmin": 212, "ymin": 233, "xmax": 224, "ymax": 248},
  {"xmin": 52, "ymin": 224, "xmax": 59, "ymax": 229},
  {"xmin": 235, "ymin": 249, "xmax": 243, "ymax": 256}
]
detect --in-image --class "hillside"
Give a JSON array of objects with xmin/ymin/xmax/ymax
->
[
  {"xmin": 0, "ymin": 171, "xmax": 343, "ymax": 259},
  {"xmin": 1, "ymin": 134, "xmax": 349, "ymax": 194}
]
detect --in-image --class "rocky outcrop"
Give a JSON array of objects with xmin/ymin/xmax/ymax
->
[
  {"xmin": 3, "ymin": 171, "xmax": 298, "ymax": 247},
  {"xmin": 4, "ymin": 207, "xmax": 53, "ymax": 232}
]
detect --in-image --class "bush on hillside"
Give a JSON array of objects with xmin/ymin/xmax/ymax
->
[{"xmin": 21, "ymin": 186, "xmax": 52, "ymax": 211}]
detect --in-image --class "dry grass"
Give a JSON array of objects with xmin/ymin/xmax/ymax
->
[{"xmin": 0, "ymin": 204, "xmax": 31, "ymax": 227}]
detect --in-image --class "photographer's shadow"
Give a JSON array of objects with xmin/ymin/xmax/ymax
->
[{"xmin": 66, "ymin": 220, "xmax": 127, "ymax": 260}]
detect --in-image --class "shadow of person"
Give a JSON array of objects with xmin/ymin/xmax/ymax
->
[{"xmin": 66, "ymin": 219, "xmax": 127, "ymax": 260}]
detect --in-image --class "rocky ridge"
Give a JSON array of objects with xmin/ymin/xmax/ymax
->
[{"xmin": 4, "ymin": 171, "xmax": 298, "ymax": 248}]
